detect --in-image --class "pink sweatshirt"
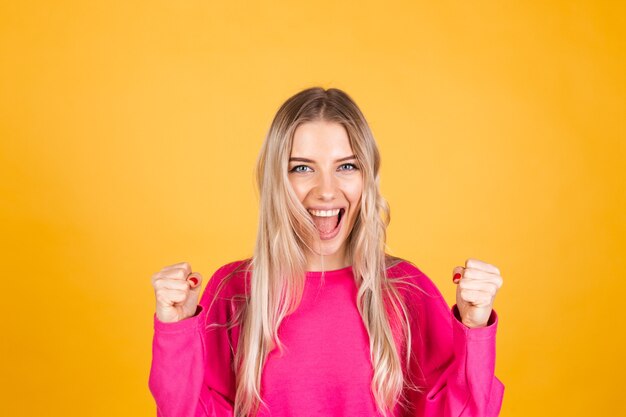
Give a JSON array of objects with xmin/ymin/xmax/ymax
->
[{"xmin": 149, "ymin": 260, "xmax": 504, "ymax": 417}]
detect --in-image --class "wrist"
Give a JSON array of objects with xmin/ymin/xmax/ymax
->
[{"xmin": 453, "ymin": 304, "xmax": 488, "ymax": 328}]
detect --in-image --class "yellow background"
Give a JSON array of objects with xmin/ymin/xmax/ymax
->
[{"xmin": 1, "ymin": 1, "xmax": 624, "ymax": 415}]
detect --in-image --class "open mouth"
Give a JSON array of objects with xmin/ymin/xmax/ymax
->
[{"xmin": 307, "ymin": 208, "xmax": 345, "ymax": 240}]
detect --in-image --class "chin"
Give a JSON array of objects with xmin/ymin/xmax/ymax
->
[{"xmin": 311, "ymin": 228, "xmax": 353, "ymax": 257}]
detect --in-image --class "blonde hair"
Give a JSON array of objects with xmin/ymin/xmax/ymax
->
[{"xmin": 224, "ymin": 87, "xmax": 419, "ymax": 416}]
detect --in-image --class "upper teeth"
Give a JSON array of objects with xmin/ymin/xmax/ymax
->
[{"xmin": 308, "ymin": 208, "xmax": 340, "ymax": 217}]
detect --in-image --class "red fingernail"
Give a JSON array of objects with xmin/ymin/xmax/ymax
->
[
  {"xmin": 189, "ymin": 277, "xmax": 198, "ymax": 286},
  {"xmin": 453, "ymin": 273, "xmax": 462, "ymax": 282}
]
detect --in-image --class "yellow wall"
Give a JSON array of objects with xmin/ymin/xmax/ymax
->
[{"xmin": 1, "ymin": 1, "xmax": 624, "ymax": 415}]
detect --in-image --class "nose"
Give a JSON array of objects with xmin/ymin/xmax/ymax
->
[{"xmin": 314, "ymin": 170, "xmax": 337, "ymax": 201}]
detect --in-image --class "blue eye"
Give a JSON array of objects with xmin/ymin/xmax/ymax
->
[
  {"xmin": 290, "ymin": 165, "xmax": 312, "ymax": 173},
  {"xmin": 338, "ymin": 163, "xmax": 358, "ymax": 171}
]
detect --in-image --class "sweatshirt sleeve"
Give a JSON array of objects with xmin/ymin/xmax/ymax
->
[
  {"xmin": 399, "ymin": 263, "xmax": 504, "ymax": 417},
  {"xmin": 148, "ymin": 263, "xmax": 239, "ymax": 417}
]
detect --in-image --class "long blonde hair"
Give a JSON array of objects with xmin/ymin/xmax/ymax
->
[{"xmin": 231, "ymin": 87, "xmax": 418, "ymax": 417}]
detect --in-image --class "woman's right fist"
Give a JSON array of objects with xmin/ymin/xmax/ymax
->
[{"xmin": 151, "ymin": 261, "xmax": 203, "ymax": 323}]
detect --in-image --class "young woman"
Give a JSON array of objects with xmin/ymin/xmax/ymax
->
[{"xmin": 149, "ymin": 87, "xmax": 505, "ymax": 417}]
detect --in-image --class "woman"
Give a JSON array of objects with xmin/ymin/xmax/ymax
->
[{"xmin": 149, "ymin": 87, "xmax": 505, "ymax": 417}]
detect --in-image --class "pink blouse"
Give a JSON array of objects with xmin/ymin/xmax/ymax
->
[{"xmin": 149, "ymin": 259, "xmax": 504, "ymax": 416}]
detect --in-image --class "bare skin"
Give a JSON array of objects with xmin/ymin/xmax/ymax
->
[
  {"xmin": 152, "ymin": 261, "xmax": 202, "ymax": 323},
  {"xmin": 288, "ymin": 120, "xmax": 363, "ymax": 271},
  {"xmin": 453, "ymin": 258, "xmax": 504, "ymax": 328}
]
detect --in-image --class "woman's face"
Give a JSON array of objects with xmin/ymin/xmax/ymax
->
[{"xmin": 288, "ymin": 120, "xmax": 363, "ymax": 270}]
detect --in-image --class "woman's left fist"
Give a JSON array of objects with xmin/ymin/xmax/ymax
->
[{"xmin": 453, "ymin": 258, "xmax": 503, "ymax": 328}]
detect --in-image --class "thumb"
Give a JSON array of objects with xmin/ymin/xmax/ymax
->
[
  {"xmin": 187, "ymin": 272, "xmax": 203, "ymax": 289},
  {"xmin": 452, "ymin": 266, "xmax": 465, "ymax": 284}
]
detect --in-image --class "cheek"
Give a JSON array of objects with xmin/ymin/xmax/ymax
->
[
  {"xmin": 288, "ymin": 177, "xmax": 309, "ymax": 202},
  {"xmin": 344, "ymin": 178, "xmax": 363, "ymax": 207}
]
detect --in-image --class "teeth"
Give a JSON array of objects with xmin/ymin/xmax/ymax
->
[{"xmin": 307, "ymin": 208, "xmax": 341, "ymax": 217}]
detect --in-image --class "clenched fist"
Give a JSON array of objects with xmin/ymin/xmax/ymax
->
[
  {"xmin": 452, "ymin": 258, "xmax": 503, "ymax": 328},
  {"xmin": 151, "ymin": 261, "xmax": 203, "ymax": 323}
]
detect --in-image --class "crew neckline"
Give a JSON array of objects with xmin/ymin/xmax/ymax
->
[{"xmin": 305, "ymin": 264, "xmax": 353, "ymax": 278}]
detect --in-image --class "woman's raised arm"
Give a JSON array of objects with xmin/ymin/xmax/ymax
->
[
  {"xmin": 397, "ymin": 262, "xmax": 505, "ymax": 417},
  {"xmin": 149, "ymin": 263, "xmax": 239, "ymax": 417}
]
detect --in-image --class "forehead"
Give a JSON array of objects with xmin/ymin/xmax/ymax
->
[{"xmin": 291, "ymin": 120, "xmax": 352, "ymax": 158}]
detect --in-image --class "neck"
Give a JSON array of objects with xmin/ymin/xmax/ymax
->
[{"xmin": 304, "ymin": 246, "xmax": 350, "ymax": 272}]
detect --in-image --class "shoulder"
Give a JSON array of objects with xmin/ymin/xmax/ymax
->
[
  {"xmin": 385, "ymin": 256, "xmax": 445, "ymax": 301},
  {"xmin": 385, "ymin": 257, "xmax": 453, "ymax": 328},
  {"xmin": 200, "ymin": 258, "xmax": 251, "ymax": 303},
  {"xmin": 211, "ymin": 259, "xmax": 251, "ymax": 280}
]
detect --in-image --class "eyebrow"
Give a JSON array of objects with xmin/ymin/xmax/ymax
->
[{"xmin": 288, "ymin": 155, "xmax": 357, "ymax": 163}]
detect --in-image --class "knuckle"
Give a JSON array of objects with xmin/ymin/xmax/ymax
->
[
  {"xmin": 151, "ymin": 271, "xmax": 164, "ymax": 283},
  {"xmin": 164, "ymin": 269, "xmax": 184, "ymax": 280},
  {"xmin": 178, "ymin": 262, "xmax": 191, "ymax": 273}
]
